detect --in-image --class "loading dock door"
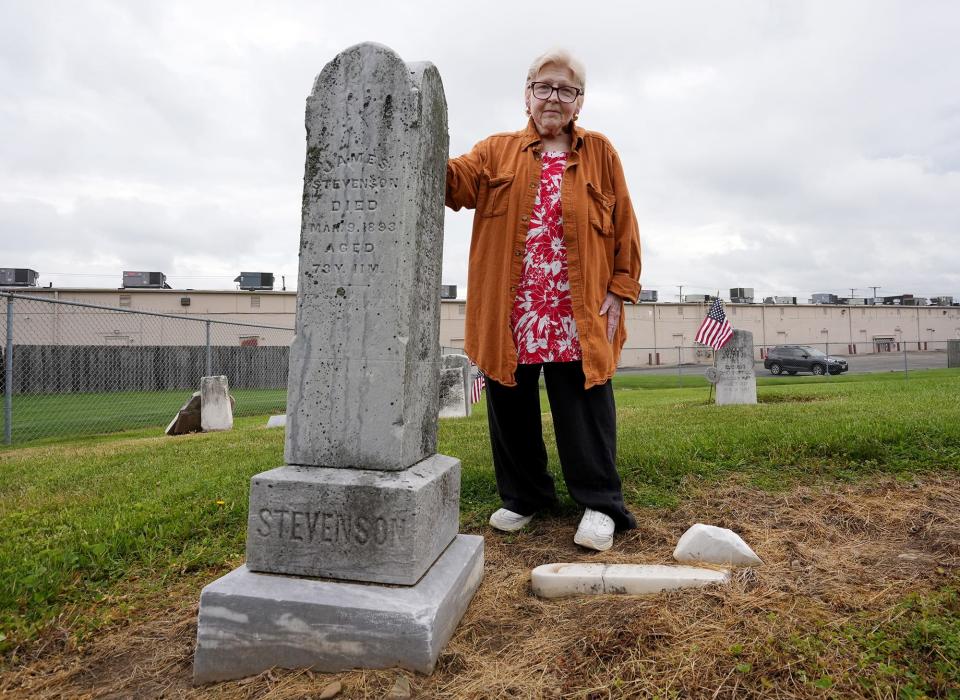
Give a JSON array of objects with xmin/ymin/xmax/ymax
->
[{"xmin": 873, "ymin": 336, "xmax": 895, "ymax": 353}]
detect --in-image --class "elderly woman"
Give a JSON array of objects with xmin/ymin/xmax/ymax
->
[{"xmin": 445, "ymin": 49, "xmax": 641, "ymax": 551}]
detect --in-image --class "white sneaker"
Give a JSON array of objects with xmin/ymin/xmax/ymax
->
[
  {"xmin": 489, "ymin": 508, "xmax": 533, "ymax": 532},
  {"xmin": 574, "ymin": 508, "xmax": 615, "ymax": 551}
]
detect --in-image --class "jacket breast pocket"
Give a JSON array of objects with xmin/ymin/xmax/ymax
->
[
  {"xmin": 587, "ymin": 182, "xmax": 616, "ymax": 236},
  {"xmin": 479, "ymin": 172, "xmax": 514, "ymax": 218}
]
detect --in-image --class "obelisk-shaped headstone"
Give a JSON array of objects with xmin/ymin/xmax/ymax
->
[{"xmin": 285, "ymin": 42, "xmax": 448, "ymax": 471}]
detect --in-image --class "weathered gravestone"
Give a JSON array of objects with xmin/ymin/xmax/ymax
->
[
  {"xmin": 165, "ymin": 391, "xmax": 201, "ymax": 435},
  {"xmin": 165, "ymin": 380, "xmax": 236, "ymax": 436},
  {"xmin": 193, "ymin": 43, "xmax": 483, "ymax": 683},
  {"xmin": 438, "ymin": 353, "xmax": 471, "ymax": 418},
  {"xmin": 949, "ymin": 339, "xmax": 960, "ymax": 368},
  {"xmin": 714, "ymin": 330, "xmax": 757, "ymax": 405},
  {"xmin": 200, "ymin": 375, "xmax": 233, "ymax": 431}
]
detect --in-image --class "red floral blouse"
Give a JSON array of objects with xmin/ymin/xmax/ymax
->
[{"xmin": 510, "ymin": 152, "xmax": 583, "ymax": 364}]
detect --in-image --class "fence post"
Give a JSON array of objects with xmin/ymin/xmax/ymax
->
[
  {"xmin": 205, "ymin": 320, "xmax": 212, "ymax": 377},
  {"xmin": 676, "ymin": 346, "xmax": 682, "ymax": 388},
  {"xmin": 825, "ymin": 341, "xmax": 831, "ymax": 379},
  {"xmin": 4, "ymin": 295, "xmax": 13, "ymax": 445},
  {"xmin": 903, "ymin": 341, "xmax": 909, "ymax": 378}
]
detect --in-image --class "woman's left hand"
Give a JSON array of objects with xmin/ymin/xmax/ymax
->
[{"xmin": 599, "ymin": 292, "xmax": 622, "ymax": 343}]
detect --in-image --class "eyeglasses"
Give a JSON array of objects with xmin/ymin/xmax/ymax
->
[{"xmin": 528, "ymin": 81, "xmax": 582, "ymax": 103}]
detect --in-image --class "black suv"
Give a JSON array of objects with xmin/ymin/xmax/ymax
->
[{"xmin": 763, "ymin": 345, "xmax": 849, "ymax": 376}]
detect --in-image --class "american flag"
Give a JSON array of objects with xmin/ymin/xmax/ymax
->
[
  {"xmin": 470, "ymin": 367, "xmax": 486, "ymax": 403},
  {"xmin": 694, "ymin": 298, "xmax": 734, "ymax": 350}
]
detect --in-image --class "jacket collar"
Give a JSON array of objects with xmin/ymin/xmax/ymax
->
[{"xmin": 521, "ymin": 118, "xmax": 585, "ymax": 152}]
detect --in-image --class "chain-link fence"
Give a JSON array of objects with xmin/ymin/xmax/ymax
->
[
  {"xmin": 4, "ymin": 291, "xmax": 958, "ymax": 444},
  {"xmin": 2, "ymin": 292, "xmax": 293, "ymax": 445},
  {"xmin": 618, "ymin": 339, "xmax": 960, "ymax": 385}
]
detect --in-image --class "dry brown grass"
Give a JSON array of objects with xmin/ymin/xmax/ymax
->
[{"xmin": 2, "ymin": 473, "xmax": 958, "ymax": 699}]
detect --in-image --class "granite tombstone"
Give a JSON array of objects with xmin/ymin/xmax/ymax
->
[{"xmin": 193, "ymin": 43, "xmax": 483, "ymax": 683}]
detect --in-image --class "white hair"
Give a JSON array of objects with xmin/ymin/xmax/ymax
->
[{"xmin": 526, "ymin": 48, "xmax": 586, "ymax": 91}]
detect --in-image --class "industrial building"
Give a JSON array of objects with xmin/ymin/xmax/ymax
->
[{"xmin": 4, "ymin": 285, "xmax": 959, "ymax": 367}]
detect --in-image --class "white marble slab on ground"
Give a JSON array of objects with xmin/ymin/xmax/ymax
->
[
  {"xmin": 531, "ymin": 563, "xmax": 729, "ymax": 599},
  {"xmin": 266, "ymin": 415, "xmax": 286, "ymax": 429},
  {"xmin": 673, "ymin": 523, "xmax": 763, "ymax": 566}
]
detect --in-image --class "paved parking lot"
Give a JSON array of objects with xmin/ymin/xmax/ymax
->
[{"xmin": 828, "ymin": 351, "xmax": 948, "ymax": 375}]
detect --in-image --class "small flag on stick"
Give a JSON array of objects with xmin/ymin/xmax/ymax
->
[
  {"xmin": 694, "ymin": 298, "xmax": 734, "ymax": 350},
  {"xmin": 470, "ymin": 366, "xmax": 486, "ymax": 403}
]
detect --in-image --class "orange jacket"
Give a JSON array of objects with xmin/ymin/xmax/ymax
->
[{"xmin": 446, "ymin": 119, "xmax": 642, "ymax": 389}]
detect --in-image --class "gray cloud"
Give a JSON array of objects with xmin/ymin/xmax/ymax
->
[{"xmin": 1, "ymin": 0, "xmax": 958, "ymax": 302}]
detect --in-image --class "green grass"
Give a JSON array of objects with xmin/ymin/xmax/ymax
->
[
  {"xmin": 614, "ymin": 367, "xmax": 946, "ymax": 390},
  {"xmin": 0, "ymin": 368, "xmax": 936, "ymax": 445},
  {"xmin": 0, "ymin": 415, "xmax": 276, "ymax": 650},
  {"xmin": 777, "ymin": 586, "xmax": 960, "ymax": 697},
  {"xmin": 450, "ymin": 368, "xmax": 960, "ymax": 518},
  {"xmin": 3, "ymin": 388, "xmax": 286, "ymax": 446},
  {"xmin": 1, "ymin": 369, "xmax": 959, "ymax": 660},
  {"xmin": 605, "ymin": 369, "xmax": 960, "ymax": 508}
]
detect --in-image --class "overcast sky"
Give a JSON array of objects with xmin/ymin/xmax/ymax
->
[{"xmin": 2, "ymin": 1, "xmax": 958, "ymax": 302}]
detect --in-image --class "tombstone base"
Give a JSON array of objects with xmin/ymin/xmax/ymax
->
[
  {"xmin": 193, "ymin": 534, "xmax": 483, "ymax": 684},
  {"xmin": 246, "ymin": 455, "xmax": 461, "ymax": 585}
]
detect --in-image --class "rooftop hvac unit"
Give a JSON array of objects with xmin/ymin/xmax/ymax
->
[
  {"xmin": 902, "ymin": 297, "xmax": 928, "ymax": 306},
  {"xmin": 0, "ymin": 268, "xmax": 39, "ymax": 287},
  {"xmin": 764, "ymin": 296, "xmax": 798, "ymax": 304},
  {"xmin": 729, "ymin": 287, "xmax": 754, "ymax": 303},
  {"xmin": 931, "ymin": 296, "xmax": 954, "ymax": 306},
  {"xmin": 840, "ymin": 297, "xmax": 869, "ymax": 305},
  {"xmin": 684, "ymin": 294, "xmax": 714, "ymax": 303},
  {"xmin": 234, "ymin": 272, "xmax": 275, "ymax": 291},
  {"xmin": 810, "ymin": 293, "xmax": 838, "ymax": 304},
  {"xmin": 122, "ymin": 271, "xmax": 168, "ymax": 288},
  {"xmin": 882, "ymin": 294, "xmax": 913, "ymax": 305},
  {"xmin": 639, "ymin": 289, "xmax": 658, "ymax": 302},
  {"xmin": 440, "ymin": 284, "xmax": 457, "ymax": 300}
]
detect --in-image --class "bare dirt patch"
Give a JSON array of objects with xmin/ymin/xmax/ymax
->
[{"xmin": 2, "ymin": 474, "xmax": 958, "ymax": 699}]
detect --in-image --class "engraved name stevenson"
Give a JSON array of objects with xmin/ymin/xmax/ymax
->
[
  {"xmin": 255, "ymin": 508, "xmax": 407, "ymax": 546},
  {"xmin": 313, "ymin": 151, "xmax": 398, "ymax": 215},
  {"xmin": 309, "ymin": 151, "xmax": 400, "ymax": 278}
]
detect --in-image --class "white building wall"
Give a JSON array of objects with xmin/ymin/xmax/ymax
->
[
  {"xmin": 441, "ymin": 300, "xmax": 960, "ymax": 367},
  {"xmin": 5, "ymin": 288, "xmax": 960, "ymax": 364}
]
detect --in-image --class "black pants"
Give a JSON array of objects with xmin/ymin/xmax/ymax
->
[{"xmin": 485, "ymin": 362, "xmax": 636, "ymax": 531}]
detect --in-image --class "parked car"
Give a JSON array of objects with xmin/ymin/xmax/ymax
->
[{"xmin": 763, "ymin": 345, "xmax": 849, "ymax": 375}]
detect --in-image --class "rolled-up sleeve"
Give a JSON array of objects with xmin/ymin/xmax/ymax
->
[
  {"xmin": 446, "ymin": 141, "xmax": 485, "ymax": 211},
  {"xmin": 607, "ymin": 149, "xmax": 642, "ymax": 302}
]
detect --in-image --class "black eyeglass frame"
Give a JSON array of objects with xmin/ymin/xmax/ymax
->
[{"xmin": 527, "ymin": 81, "xmax": 583, "ymax": 103}]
